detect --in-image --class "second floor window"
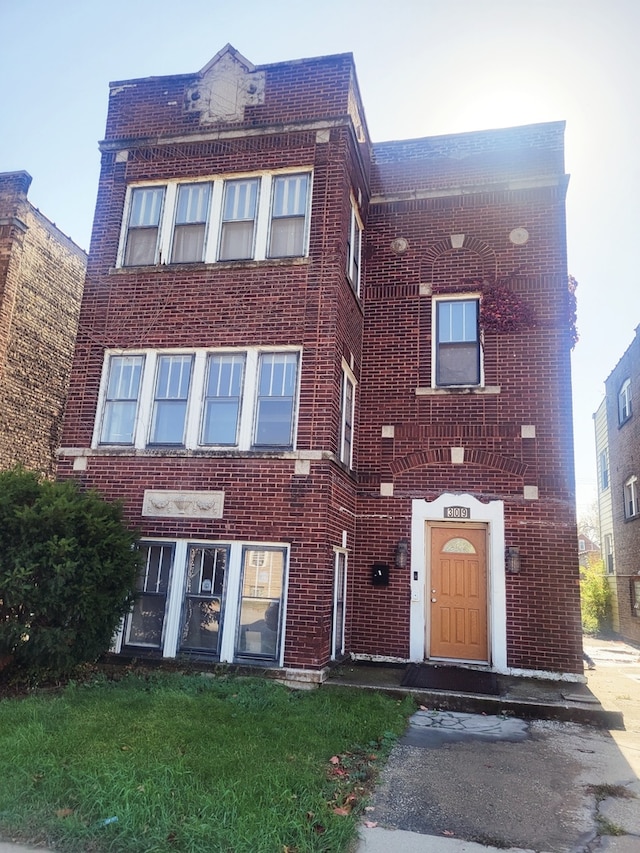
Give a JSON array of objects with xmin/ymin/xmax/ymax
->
[
  {"xmin": 624, "ymin": 475, "xmax": 638, "ymax": 519},
  {"xmin": 119, "ymin": 171, "xmax": 311, "ymax": 267},
  {"xmin": 95, "ymin": 348, "xmax": 300, "ymax": 452},
  {"xmin": 434, "ymin": 298, "xmax": 481, "ymax": 387},
  {"xmin": 619, "ymin": 378, "xmax": 632, "ymax": 425}
]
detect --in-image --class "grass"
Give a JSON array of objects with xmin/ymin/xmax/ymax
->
[{"xmin": 0, "ymin": 670, "xmax": 415, "ymax": 852}]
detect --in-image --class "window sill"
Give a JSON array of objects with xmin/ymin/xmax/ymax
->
[
  {"xmin": 416, "ymin": 385, "xmax": 501, "ymax": 396},
  {"xmin": 109, "ymin": 257, "xmax": 310, "ymax": 274}
]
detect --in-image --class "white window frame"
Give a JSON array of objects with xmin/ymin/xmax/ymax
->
[
  {"xmin": 624, "ymin": 475, "xmax": 638, "ymax": 519},
  {"xmin": 432, "ymin": 295, "xmax": 483, "ymax": 388},
  {"xmin": 604, "ymin": 534, "xmax": 614, "ymax": 574},
  {"xmin": 346, "ymin": 196, "xmax": 363, "ymax": 295},
  {"xmin": 339, "ymin": 361, "xmax": 356, "ymax": 467},
  {"xmin": 117, "ymin": 169, "xmax": 312, "ymax": 268},
  {"xmin": 331, "ymin": 549, "xmax": 348, "ymax": 660},
  {"xmin": 116, "ymin": 538, "xmax": 288, "ymax": 666},
  {"xmin": 619, "ymin": 378, "xmax": 632, "ymax": 424},
  {"xmin": 599, "ymin": 450, "xmax": 609, "ymax": 491},
  {"xmin": 93, "ymin": 346, "xmax": 301, "ymax": 452}
]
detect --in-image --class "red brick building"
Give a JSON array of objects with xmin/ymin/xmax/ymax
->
[{"xmin": 58, "ymin": 46, "xmax": 583, "ymax": 681}]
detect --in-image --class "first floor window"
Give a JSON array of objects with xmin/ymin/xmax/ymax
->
[
  {"xmin": 624, "ymin": 475, "xmax": 638, "ymax": 519},
  {"xmin": 180, "ymin": 546, "xmax": 228, "ymax": 654},
  {"xmin": 268, "ymin": 173, "xmax": 309, "ymax": 258},
  {"xmin": 124, "ymin": 186, "xmax": 164, "ymax": 266},
  {"xmin": 600, "ymin": 450, "xmax": 610, "ymax": 491},
  {"xmin": 236, "ymin": 547, "xmax": 285, "ymax": 660},
  {"xmin": 100, "ymin": 354, "xmax": 144, "ymax": 445},
  {"xmin": 150, "ymin": 354, "xmax": 193, "ymax": 445},
  {"xmin": 332, "ymin": 551, "xmax": 347, "ymax": 659},
  {"xmin": 435, "ymin": 298, "xmax": 481, "ymax": 386},
  {"xmin": 124, "ymin": 544, "xmax": 173, "ymax": 648},
  {"xmin": 254, "ymin": 352, "xmax": 298, "ymax": 447},
  {"xmin": 631, "ymin": 577, "xmax": 640, "ymax": 617},
  {"xmin": 604, "ymin": 534, "xmax": 614, "ymax": 574}
]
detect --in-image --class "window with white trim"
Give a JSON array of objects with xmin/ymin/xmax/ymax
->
[
  {"xmin": 331, "ymin": 550, "xmax": 347, "ymax": 660},
  {"xmin": 123, "ymin": 187, "xmax": 165, "ymax": 266},
  {"xmin": 434, "ymin": 297, "xmax": 481, "ymax": 387},
  {"xmin": 100, "ymin": 354, "xmax": 145, "ymax": 444},
  {"xmin": 121, "ymin": 540, "xmax": 288, "ymax": 664},
  {"xmin": 339, "ymin": 365, "xmax": 355, "ymax": 467},
  {"xmin": 600, "ymin": 450, "xmax": 609, "ymax": 491},
  {"xmin": 123, "ymin": 543, "xmax": 174, "ymax": 649},
  {"xmin": 346, "ymin": 199, "xmax": 362, "ymax": 294},
  {"xmin": 604, "ymin": 534, "xmax": 614, "ymax": 574},
  {"xmin": 95, "ymin": 348, "xmax": 300, "ymax": 451},
  {"xmin": 119, "ymin": 171, "xmax": 311, "ymax": 267},
  {"xmin": 619, "ymin": 378, "xmax": 632, "ymax": 424},
  {"xmin": 624, "ymin": 475, "xmax": 638, "ymax": 519}
]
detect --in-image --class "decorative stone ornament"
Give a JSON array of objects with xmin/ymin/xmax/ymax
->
[
  {"xmin": 509, "ymin": 227, "xmax": 529, "ymax": 245},
  {"xmin": 390, "ymin": 237, "xmax": 409, "ymax": 254}
]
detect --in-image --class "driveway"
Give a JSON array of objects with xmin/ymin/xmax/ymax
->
[{"xmin": 357, "ymin": 636, "xmax": 640, "ymax": 853}]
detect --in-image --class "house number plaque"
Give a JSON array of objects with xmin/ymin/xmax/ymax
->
[{"xmin": 444, "ymin": 505, "xmax": 470, "ymax": 519}]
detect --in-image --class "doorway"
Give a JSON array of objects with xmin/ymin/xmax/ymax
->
[{"xmin": 428, "ymin": 523, "xmax": 488, "ymax": 662}]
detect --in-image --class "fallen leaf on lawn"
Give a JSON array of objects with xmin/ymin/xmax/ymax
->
[
  {"xmin": 364, "ymin": 821, "xmax": 378, "ymax": 828},
  {"xmin": 120, "ymin": 745, "xmax": 132, "ymax": 751},
  {"xmin": 56, "ymin": 808, "xmax": 74, "ymax": 819},
  {"xmin": 136, "ymin": 784, "xmax": 145, "ymax": 792},
  {"xmin": 333, "ymin": 807, "xmax": 351, "ymax": 816}
]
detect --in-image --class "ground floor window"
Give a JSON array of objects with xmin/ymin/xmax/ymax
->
[
  {"xmin": 332, "ymin": 551, "xmax": 347, "ymax": 659},
  {"xmin": 119, "ymin": 539, "xmax": 288, "ymax": 665}
]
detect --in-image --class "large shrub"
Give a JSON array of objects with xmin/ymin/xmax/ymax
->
[
  {"xmin": 0, "ymin": 468, "xmax": 140, "ymax": 678},
  {"xmin": 580, "ymin": 557, "xmax": 612, "ymax": 634}
]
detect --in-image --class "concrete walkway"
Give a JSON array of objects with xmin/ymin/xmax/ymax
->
[{"xmin": 356, "ymin": 635, "xmax": 640, "ymax": 853}]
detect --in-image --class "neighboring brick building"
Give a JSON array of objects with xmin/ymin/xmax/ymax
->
[
  {"xmin": 595, "ymin": 326, "xmax": 640, "ymax": 643},
  {"xmin": 58, "ymin": 45, "xmax": 583, "ymax": 681},
  {"xmin": 0, "ymin": 171, "xmax": 86, "ymax": 476}
]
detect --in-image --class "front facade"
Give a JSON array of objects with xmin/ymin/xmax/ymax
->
[
  {"xmin": 0, "ymin": 172, "xmax": 86, "ymax": 475},
  {"xmin": 58, "ymin": 46, "xmax": 583, "ymax": 681},
  {"xmin": 595, "ymin": 326, "xmax": 640, "ymax": 643}
]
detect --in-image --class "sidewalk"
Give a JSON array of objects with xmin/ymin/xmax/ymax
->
[{"xmin": 353, "ymin": 635, "xmax": 640, "ymax": 853}]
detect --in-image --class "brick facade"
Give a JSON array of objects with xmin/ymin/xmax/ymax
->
[
  {"xmin": 0, "ymin": 171, "xmax": 86, "ymax": 475},
  {"xmin": 599, "ymin": 327, "xmax": 640, "ymax": 643},
  {"xmin": 58, "ymin": 46, "xmax": 583, "ymax": 679}
]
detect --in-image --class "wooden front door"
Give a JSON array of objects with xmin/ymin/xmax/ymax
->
[{"xmin": 428, "ymin": 524, "xmax": 488, "ymax": 662}]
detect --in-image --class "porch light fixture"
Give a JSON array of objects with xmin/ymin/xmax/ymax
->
[
  {"xmin": 395, "ymin": 538, "xmax": 409, "ymax": 569},
  {"xmin": 505, "ymin": 546, "xmax": 521, "ymax": 574}
]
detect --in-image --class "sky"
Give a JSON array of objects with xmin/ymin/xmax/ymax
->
[{"xmin": 1, "ymin": 0, "xmax": 637, "ymax": 518}]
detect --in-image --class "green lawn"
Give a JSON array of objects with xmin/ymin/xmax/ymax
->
[{"xmin": 0, "ymin": 671, "xmax": 414, "ymax": 852}]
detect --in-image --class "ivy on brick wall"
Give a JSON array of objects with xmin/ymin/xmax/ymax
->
[{"xmin": 479, "ymin": 281, "xmax": 535, "ymax": 334}]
